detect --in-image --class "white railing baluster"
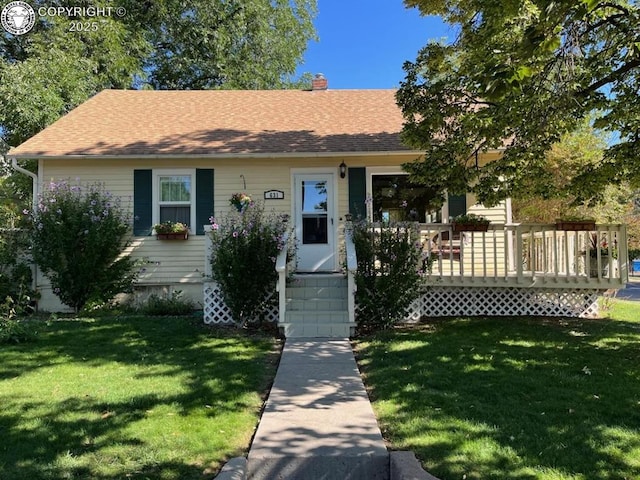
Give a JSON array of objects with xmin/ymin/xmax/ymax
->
[
  {"xmin": 409, "ymin": 222, "xmax": 625, "ymax": 288},
  {"xmin": 275, "ymin": 231, "xmax": 290, "ymax": 325},
  {"xmin": 345, "ymin": 223, "xmax": 357, "ymax": 326}
]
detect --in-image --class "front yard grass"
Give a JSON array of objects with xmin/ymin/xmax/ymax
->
[
  {"xmin": 0, "ymin": 316, "xmax": 280, "ymax": 480},
  {"xmin": 355, "ymin": 299, "xmax": 640, "ymax": 480}
]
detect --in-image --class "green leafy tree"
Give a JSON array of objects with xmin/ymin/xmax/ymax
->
[
  {"xmin": 1, "ymin": 0, "xmax": 317, "ymax": 148},
  {"xmin": 30, "ymin": 181, "xmax": 137, "ymax": 312},
  {"xmin": 0, "ymin": 1, "xmax": 149, "ymax": 147},
  {"xmin": 510, "ymin": 118, "xmax": 640, "ymax": 252},
  {"xmin": 2, "ymin": 0, "xmax": 317, "ymax": 227},
  {"xmin": 398, "ymin": 0, "xmax": 639, "ymax": 207},
  {"xmin": 136, "ymin": 0, "xmax": 317, "ymax": 89}
]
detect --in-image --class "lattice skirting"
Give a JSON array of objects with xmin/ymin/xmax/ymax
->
[
  {"xmin": 397, "ymin": 286, "xmax": 602, "ymax": 320},
  {"xmin": 205, "ymin": 282, "xmax": 603, "ymax": 326},
  {"xmin": 203, "ymin": 282, "xmax": 279, "ymax": 325}
]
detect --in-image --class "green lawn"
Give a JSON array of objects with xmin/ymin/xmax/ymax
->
[
  {"xmin": 0, "ymin": 316, "xmax": 280, "ymax": 480},
  {"xmin": 355, "ymin": 299, "xmax": 640, "ymax": 480}
]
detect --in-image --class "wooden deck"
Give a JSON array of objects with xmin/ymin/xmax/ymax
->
[{"xmin": 419, "ymin": 223, "xmax": 628, "ymax": 289}]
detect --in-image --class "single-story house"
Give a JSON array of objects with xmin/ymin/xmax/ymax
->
[{"xmin": 8, "ymin": 76, "xmax": 627, "ymax": 334}]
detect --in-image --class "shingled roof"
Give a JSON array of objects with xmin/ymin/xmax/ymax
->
[{"xmin": 9, "ymin": 89, "xmax": 414, "ymax": 158}]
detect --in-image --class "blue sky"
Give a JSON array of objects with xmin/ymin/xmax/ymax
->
[{"xmin": 298, "ymin": 0, "xmax": 454, "ymax": 89}]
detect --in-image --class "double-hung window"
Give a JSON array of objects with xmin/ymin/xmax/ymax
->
[{"xmin": 154, "ymin": 170, "xmax": 196, "ymax": 230}]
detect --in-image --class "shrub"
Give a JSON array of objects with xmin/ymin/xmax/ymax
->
[
  {"xmin": 0, "ymin": 316, "xmax": 36, "ymax": 344},
  {"xmin": 351, "ymin": 220, "xmax": 427, "ymax": 331},
  {"xmin": 0, "ymin": 228, "xmax": 35, "ymax": 315},
  {"xmin": 140, "ymin": 290, "xmax": 196, "ymax": 316},
  {"xmin": 209, "ymin": 202, "xmax": 289, "ymax": 326},
  {"xmin": 29, "ymin": 181, "xmax": 137, "ymax": 312}
]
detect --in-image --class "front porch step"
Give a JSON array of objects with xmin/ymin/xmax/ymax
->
[
  {"xmin": 280, "ymin": 322, "xmax": 354, "ymax": 338},
  {"xmin": 280, "ymin": 274, "xmax": 354, "ymax": 338},
  {"xmin": 285, "ymin": 310, "xmax": 349, "ymax": 324},
  {"xmin": 286, "ymin": 298, "xmax": 348, "ymax": 311}
]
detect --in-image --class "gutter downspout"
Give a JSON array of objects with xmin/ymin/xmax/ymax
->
[
  {"xmin": 6, "ymin": 155, "xmax": 40, "ymax": 300},
  {"xmin": 8, "ymin": 156, "xmax": 39, "ymax": 211}
]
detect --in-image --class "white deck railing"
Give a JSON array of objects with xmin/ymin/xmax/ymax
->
[
  {"xmin": 344, "ymin": 225, "xmax": 358, "ymax": 325},
  {"xmin": 275, "ymin": 231, "xmax": 291, "ymax": 324},
  {"xmin": 418, "ymin": 223, "xmax": 628, "ymax": 288}
]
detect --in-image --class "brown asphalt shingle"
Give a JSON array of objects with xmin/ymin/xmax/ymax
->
[{"xmin": 9, "ymin": 89, "xmax": 413, "ymax": 158}]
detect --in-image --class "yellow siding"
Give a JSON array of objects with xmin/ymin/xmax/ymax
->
[
  {"xmin": 467, "ymin": 199, "xmax": 508, "ymax": 224},
  {"xmin": 38, "ymin": 153, "xmax": 506, "ymax": 308}
]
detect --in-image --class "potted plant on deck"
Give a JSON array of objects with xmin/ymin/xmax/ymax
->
[
  {"xmin": 153, "ymin": 221, "xmax": 189, "ymax": 240},
  {"xmin": 451, "ymin": 213, "xmax": 491, "ymax": 232},
  {"xmin": 555, "ymin": 216, "xmax": 596, "ymax": 231}
]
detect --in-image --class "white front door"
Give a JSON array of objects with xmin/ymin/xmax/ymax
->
[{"xmin": 294, "ymin": 173, "xmax": 337, "ymax": 272}]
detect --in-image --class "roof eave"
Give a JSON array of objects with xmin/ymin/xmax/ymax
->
[{"xmin": 10, "ymin": 150, "xmax": 428, "ymax": 160}]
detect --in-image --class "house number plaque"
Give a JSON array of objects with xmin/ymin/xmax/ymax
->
[{"xmin": 264, "ymin": 190, "xmax": 285, "ymax": 200}]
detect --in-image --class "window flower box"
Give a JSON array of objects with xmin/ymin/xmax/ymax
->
[
  {"xmin": 153, "ymin": 221, "xmax": 189, "ymax": 240},
  {"xmin": 156, "ymin": 231, "xmax": 189, "ymax": 240}
]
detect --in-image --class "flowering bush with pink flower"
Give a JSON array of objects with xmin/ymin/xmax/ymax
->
[
  {"xmin": 28, "ymin": 181, "xmax": 137, "ymax": 312},
  {"xmin": 209, "ymin": 202, "xmax": 290, "ymax": 326}
]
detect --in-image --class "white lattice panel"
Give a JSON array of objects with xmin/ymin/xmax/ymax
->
[
  {"xmin": 203, "ymin": 282, "xmax": 278, "ymax": 325},
  {"xmin": 418, "ymin": 286, "xmax": 601, "ymax": 319},
  {"xmin": 354, "ymin": 286, "xmax": 602, "ymax": 322}
]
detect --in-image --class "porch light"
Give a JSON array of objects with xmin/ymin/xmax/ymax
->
[{"xmin": 339, "ymin": 161, "xmax": 347, "ymax": 179}]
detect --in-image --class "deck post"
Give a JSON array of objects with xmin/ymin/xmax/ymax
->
[
  {"xmin": 619, "ymin": 224, "xmax": 629, "ymax": 283},
  {"xmin": 345, "ymin": 222, "xmax": 358, "ymax": 326},
  {"xmin": 275, "ymin": 231, "xmax": 290, "ymax": 325},
  {"xmin": 515, "ymin": 225, "xmax": 524, "ymax": 283},
  {"xmin": 204, "ymin": 225, "xmax": 213, "ymax": 278}
]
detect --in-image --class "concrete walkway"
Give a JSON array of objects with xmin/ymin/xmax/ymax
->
[{"xmin": 246, "ymin": 338, "xmax": 389, "ymax": 480}]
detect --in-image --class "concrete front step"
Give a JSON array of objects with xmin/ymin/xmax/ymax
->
[
  {"xmin": 286, "ymin": 298, "xmax": 348, "ymax": 311},
  {"xmin": 285, "ymin": 310, "xmax": 349, "ymax": 324},
  {"xmin": 286, "ymin": 286, "xmax": 347, "ymax": 300},
  {"xmin": 281, "ymin": 274, "xmax": 352, "ymax": 338},
  {"xmin": 290, "ymin": 274, "xmax": 347, "ymax": 287},
  {"xmin": 280, "ymin": 322, "xmax": 355, "ymax": 338}
]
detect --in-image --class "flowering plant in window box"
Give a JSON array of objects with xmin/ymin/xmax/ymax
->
[
  {"xmin": 451, "ymin": 213, "xmax": 490, "ymax": 232},
  {"xmin": 230, "ymin": 193, "xmax": 252, "ymax": 213},
  {"xmin": 153, "ymin": 221, "xmax": 189, "ymax": 240}
]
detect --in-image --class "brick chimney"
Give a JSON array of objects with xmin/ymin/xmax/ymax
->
[{"xmin": 311, "ymin": 73, "xmax": 328, "ymax": 91}]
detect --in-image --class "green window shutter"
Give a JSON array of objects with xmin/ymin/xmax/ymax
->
[
  {"xmin": 348, "ymin": 167, "xmax": 366, "ymax": 219},
  {"xmin": 133, "ymin": 170, "xmax": 153, "ymax": 236},
  {"xmin": 448, "ymin": 193, "xmax": 467, "ymax": 219},
  {"xmin": 195, "ymin": 169, "xmax": 214, "ymax": 235}
]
